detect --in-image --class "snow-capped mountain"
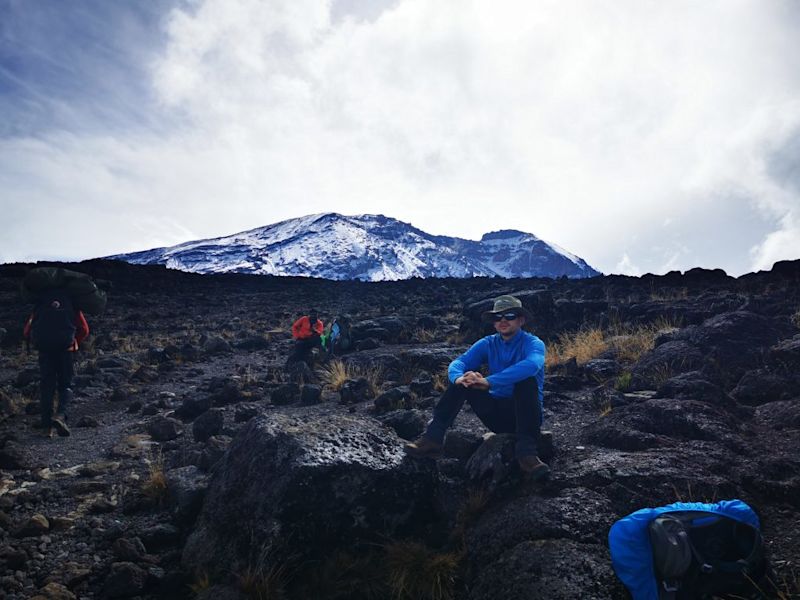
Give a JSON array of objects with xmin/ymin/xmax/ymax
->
[{"xmin": 109, "ymin": 213, "xmax": 601, "ymax": 281}]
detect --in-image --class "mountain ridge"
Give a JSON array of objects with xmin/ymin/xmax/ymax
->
[{"xmin": 109, "ymin": 212, "xmax": 601, "ymax": 281}]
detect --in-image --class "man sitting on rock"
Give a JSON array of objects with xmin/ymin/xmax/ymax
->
[
  {"xmin": 405, "ymin": 295, "xmax": 549, "ymax": 480},
  {"xmin": 287, "ymin": 309, "xmax": 324, "ymax": 367}
]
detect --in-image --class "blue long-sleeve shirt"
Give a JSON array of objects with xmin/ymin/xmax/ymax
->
[{"xmin": 447, "ymin": 330, "xmax": 546, "ymax": 407}]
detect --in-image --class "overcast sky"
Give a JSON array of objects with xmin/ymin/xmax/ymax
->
[{"xmin": 2, "ymin": 0, "xmax": 799, "ymax": 276}]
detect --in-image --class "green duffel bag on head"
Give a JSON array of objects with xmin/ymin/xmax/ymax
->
[{"xmin": 21, "ymin": 267, "xmax": 107, "ymax": 315}]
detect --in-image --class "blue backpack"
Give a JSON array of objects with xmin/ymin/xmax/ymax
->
[{"xmin": 609, "ymin": 500, "xmax": 767, "ymax": 599}]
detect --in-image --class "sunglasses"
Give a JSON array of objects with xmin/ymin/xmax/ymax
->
[{"xmin": 492, "ymin": 312, "xmax": 519, "ymax": 322}]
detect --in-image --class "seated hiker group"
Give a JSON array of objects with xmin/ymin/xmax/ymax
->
[{"xmin": 286, "ymin": 309, "xmax": 351, "ymax": 367}]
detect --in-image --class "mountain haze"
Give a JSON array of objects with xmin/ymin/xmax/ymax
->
[{"xmin": 110, "ymin": 213, "xmax": 601, "ymax": 281}]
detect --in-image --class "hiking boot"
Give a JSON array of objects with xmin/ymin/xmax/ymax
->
[
  {"xmin": 404, "ymin": 436, "xmax": 443, "ymax": 459},
  {"xmin": 51, "ymin": 415, "xmax": 71, "ymax": 437},
  {"xmin": 518, "ymin": 455, "xmax": 550, "ymax": 481}
]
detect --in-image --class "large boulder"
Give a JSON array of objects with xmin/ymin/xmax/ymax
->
[
  {"xmin": 629, "ymin": 341, "xmax": 704, "ymax": 390},
  {"xmin": 583, "ymin": 398, "xmax": 743, "ymax": 452},
  {"xmin": 467, "ymin": 539, "xmax": 623, "ymax": 600},
  {"xmin": 674, "ymin": 311, "xmax": 792, "ymax": 386},
  {"xmin": 166, "ymin": 466, "xmax": 209, "ymax": 528},
  {"xmin": 730, "ymin": 369, "xmax": 799, "ymax": 406},
  {"xmin": 182, "ymin": 414, "xmax": 439, "ymax": 581},
  {"xmin": 655, "ymin": 371, "xmax": 749, "ymax": 417},
  {"xmin": 466, "ymin": 487, "xmax": 616, "ymax": 566},
  {"xmin": 351, "ymin": 317, "xmax": 413, "ymax": 343},
  {"xmin": 768, "ymin": 335, "xmax": 800, "ymax": 372}
]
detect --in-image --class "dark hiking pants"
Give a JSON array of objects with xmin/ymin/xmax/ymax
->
[
  {"xmin": 424, "ymin": 378, "xmax": 542, "ymax": 457},
  {"xmin": 286, "ymin": 337, "xmax": 320, "ymax": 367},
  {"xmin": 38, "ymin": 350, "xmax": 74, "ymax": 427}
]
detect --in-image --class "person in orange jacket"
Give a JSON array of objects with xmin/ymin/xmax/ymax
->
[
  {"xmin": 23, "ymin": 289, "xmax": 89, "ymax": 437},
  {"xmin": 287, "ymin": 309, "xmax": 323, "ymax": 367}
]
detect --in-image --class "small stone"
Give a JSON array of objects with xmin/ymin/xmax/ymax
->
[
  {"xmin": 147, "ymin": 416, "xmax": 184, "ymax": 441},
  {"xmin": 37, "ymin": 582, "xmax": 76, "ymax": 600},
  {"xmin": 13, "ymin": 514, "xmax": 49, "ymax": 538},
  {"xmin": 103, "ymin": 562, "xmax": 148, "ymax": 597}
]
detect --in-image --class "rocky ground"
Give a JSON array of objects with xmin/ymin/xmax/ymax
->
[{"xmin": 0, "ymin": 259, "xmax": 799, "ymax": 599}]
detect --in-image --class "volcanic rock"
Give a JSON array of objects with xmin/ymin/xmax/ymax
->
[
  {"xmin": 147, "ymin": 416, "xmax": 184, "ymax": 441},
  {"xmin": 182, "ymin": 413, "xmax": 439, "ymax": 580},
  {"xmin": 192, "ymin": 408, "xmax": 224, "ymax": 442}
]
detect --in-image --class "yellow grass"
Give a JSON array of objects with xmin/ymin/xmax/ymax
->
[
  {"xmin": 547, "ymin": 316, "xmax": 682, "ymax": 368},
  {"xmin": 142, "ymin": 450, "xmax": 168, "ymax": 502},
  {"xmin": 317, "ymin": 360, "xmax": 383, "ymax": 395},
  {"xmin": 431, "ymin": 372, "xmax": 449, "ymax": 393},
  {"xmin": 546, "ymin": 328, "xmax": 606, "ymax": 368}
]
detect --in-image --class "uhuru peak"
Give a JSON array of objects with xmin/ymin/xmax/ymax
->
[{"xmin": 111, "ymin": 213, "xmax": 600, "ymax": 281}]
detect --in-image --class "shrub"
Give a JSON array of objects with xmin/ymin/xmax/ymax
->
[{"xmin": 385, "ymin": 541, "xmax": 459, "ymax": 600}]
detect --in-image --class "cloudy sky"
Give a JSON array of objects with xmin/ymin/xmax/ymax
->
[{"xmin": 2, "ymin": 0, "xmax": 799, "ymax": 276}]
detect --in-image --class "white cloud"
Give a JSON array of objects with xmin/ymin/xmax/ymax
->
[
  {"xmin": 614, "ymin": 253, "xmax": 640, "ymax": 276},
  {"xmin": 2, "ymin": 0, "xmax": 800, "ymax": 274}
]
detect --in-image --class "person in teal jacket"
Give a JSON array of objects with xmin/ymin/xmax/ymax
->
[{"xmin": 405, "ymin": 295, "xmax": 549, "ymax": 479}]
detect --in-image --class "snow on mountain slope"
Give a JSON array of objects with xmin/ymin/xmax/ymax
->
[{"xmin": 109, "ymin": 213, "xmax": 601, "ymax": 280}]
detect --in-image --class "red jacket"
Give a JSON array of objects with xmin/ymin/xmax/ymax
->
[
  {"xmin": 292, "ymin": 315, "xmax": 323, "ymax": 340},
  {"xmin": 24, "ymin": 310, "xmax": 89, "ymax": 351}
]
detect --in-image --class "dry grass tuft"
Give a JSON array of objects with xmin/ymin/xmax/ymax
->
[
  {"xmin": 648, "ymin": 287, "xmax": 689, "ymax": 301},
  {"xmin": 431, "ymin": 372, "xmax": 449, "ymax": 393},
  {"xmin": 649, "ymin": 364, "xmax": 677, "ymax": 388},
  {"xmin": 188, "ymin": 571, "xmax": 211, "ymax": 596},
  {"xmin": 598, "ymin": 398, "xmax": 613, "ymax": 417},
  {"xmin": 546, "ymin": 328, "xmax": 606, "ymax": 367},
  {"xmin": 413, "ymin": 328, "xmax": 438, "ymax": 343},
  {"xmin": 317, "ymin": 360, "xmax": 383, "ymax": 396},
  {"xmin": 385, "ymin": 541, "xmax": 460, "ymax": 600},
  {"xmin": 546, "ymin": 316, "xmax": 682, "ymax": 368},
  {"xmin": 766, "ymin": 568, "xmax": 800, "ymax": 600},
  {"xmin": 142, "ymin": 450, "xmax": 168, "ymax": 502},
  {"xmin": 236, "ymin": 563, "xmax": 289, "ymax": 600},
  {"xmin": 451, "ymin": 488, "xmax": 490, "ymax": 543},
  {"xmin": 444, "ymin": 330, "xmax": 469, "ymax": 345}
]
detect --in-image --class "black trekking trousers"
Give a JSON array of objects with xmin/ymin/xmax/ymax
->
[
  {"xmin": 286, "ymin": 337, "xmax": 320, "ymax": 367},
  {"xmin": 425, "ymin": 377, "xmax": 542, "ymax": 458},
  {"xmin": 38, "ymin": 350, "xmax": 74, "ymax": 427}
]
